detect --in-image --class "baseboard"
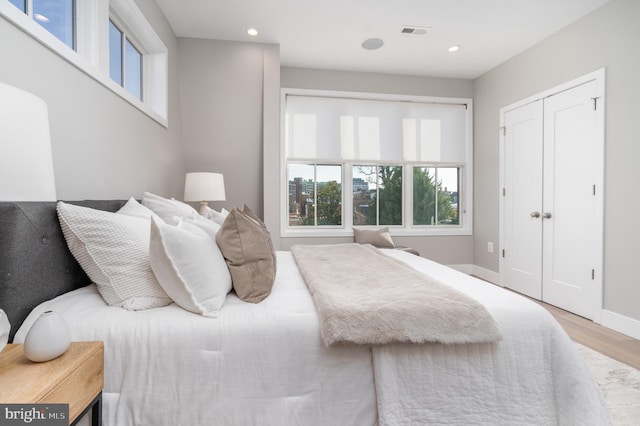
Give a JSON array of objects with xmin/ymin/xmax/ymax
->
[
  {"xmin": 471, "ymin": 265, "xmax": 502, "ymax": 286},
  {"xmin": 446, "ymin": 264, "xmax": 503, "ymax": 285},
  {"xmin": 447, "ymin": 264, "xmax": 473, "ymax": 274},
  {"xmin": 449, "ymin": 263, "xmax": 640, "ymax": 341},
  {"xmin": 601, "ymin": 310, "xmax": 640, "ymax": 340},
  {"xmin": 447, "ymin": 264, "xmax": 501, "ymax": 285}
]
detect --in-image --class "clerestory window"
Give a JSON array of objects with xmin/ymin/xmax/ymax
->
[
  {"xmin": 1, "ymin": 0, "xmax": 168, "ymax": 125},
  {"xmin": 7, "ymin": 0, "xmax": 74, "ymax": 49},
  {"xmin": 109, "ymin": 19, "xmax": 143, "ymax": 101}
]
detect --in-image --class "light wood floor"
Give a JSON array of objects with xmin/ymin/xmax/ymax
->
[
  {"xmin": 535, "ymin": 299, "xmax": 640, "ymax": 370},
  {"xmin": 476, "ymin": 277, "xmax": 640, "ymax": 370}
]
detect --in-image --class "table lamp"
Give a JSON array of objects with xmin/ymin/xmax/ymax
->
[{"xmin": 184, "ymin": 172, "xmax": 226, "ymax": 216}]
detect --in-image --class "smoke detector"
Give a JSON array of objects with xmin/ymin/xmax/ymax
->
[{"xmin": 401, "ymin": 26, "xmax": 431, "ymax": 36}]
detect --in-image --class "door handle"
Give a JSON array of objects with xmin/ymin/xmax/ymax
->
[
  {"xmin": 542, "ymin": 212, "xmax": 552, "ymax": 219},
  {"xmin": 530, "ymin": 211, "xmax": 540, "ymax": 218}
]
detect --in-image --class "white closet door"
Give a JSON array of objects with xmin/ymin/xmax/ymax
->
[
  {"xmin": 542, "ymin": 80, "xmax": 599, "ymax": 318},
  {"xmin": 503, "ymin": 100, "xmax": 543, "ymax": 299}
]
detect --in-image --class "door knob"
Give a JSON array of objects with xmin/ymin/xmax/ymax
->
[
  {"xmin": 530, "ymin": 211, "xmax": 540, "ymax": 218},
  {"xmin": 543, "ymin": 212, "xmax": 552, "ymax": 219}
]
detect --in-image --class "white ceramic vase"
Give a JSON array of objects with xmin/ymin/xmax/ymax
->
[
  {"xmin": 23, "ymin": 310, "xmax": 71, "ymax": 362},
  {"xmin": 0, "ymin": 309, "xmax": 9, "ymax": 353}
]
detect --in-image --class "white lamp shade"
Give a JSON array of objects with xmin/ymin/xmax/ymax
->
[
  {"xmin": 184, "ymin": 172, "xmax": 226, "ymax": 202},
  {"xmin": 0, "ymin": 82, "xmax": 57, "ymax": 201}
]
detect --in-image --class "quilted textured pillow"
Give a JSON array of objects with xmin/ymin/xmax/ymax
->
[
  {"xmin": 353, "ymin": 227, "xmax": 395, "ymax": 249},
  {"xmin": 215, "ymin": 208, "xmax": 276, "ymax": 303},
  {"xmin": 149, "ymin": 217, "xmax": 232, "ymax": 317},
  {"xmin": 57, "ymin": 201, "xmax": 172, "ymax": 310}
]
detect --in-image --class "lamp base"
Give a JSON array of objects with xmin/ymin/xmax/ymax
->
[{"xmin": 198, "ymin": 201, "xmax": 209, "ymax": 217}]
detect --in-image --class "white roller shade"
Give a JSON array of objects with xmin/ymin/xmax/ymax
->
[{"xmin": 285, "ymin": 95, "xmax": 468, "ymax": 163}]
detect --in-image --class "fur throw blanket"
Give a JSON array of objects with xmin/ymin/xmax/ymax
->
[{"xmin": 291, "ymin": 244, "xmax": 503, "ymax": 346}]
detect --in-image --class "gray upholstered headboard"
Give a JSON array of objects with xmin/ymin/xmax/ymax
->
[{"xmin": 0, "ymin": 200, "xmax": 127, "ymax": 342}]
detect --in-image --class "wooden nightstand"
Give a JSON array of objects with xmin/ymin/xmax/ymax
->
[{"xmin": 0, "ymin": 341, "xmax": 104, "ymax": 426}]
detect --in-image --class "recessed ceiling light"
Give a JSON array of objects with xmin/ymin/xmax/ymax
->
[
  {"xmin": 448, "ymin": 45, "xmax": 460, "ymax": 53},
  {"xmin": 34, "ymin": 13, "xmax": 49, "ymax": 23},
  {"xmin": 247, "ymin": 28, "xmax": 258, "ymax": 37},
  {"xmin": 362, "ymin": 38, "xmax": 384, "ymax": 50}
]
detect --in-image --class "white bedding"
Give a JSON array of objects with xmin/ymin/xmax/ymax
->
[
  {"xmin": 14, "ymin": 250, "xmax": 609, "ymax": 425},
  {"xmin": 15, "ymin": 252, "xmax": 377, "ymax": 426},
  {"xmin": 375, "ymin": 250, "xmax": 609, "ymax": 425}
]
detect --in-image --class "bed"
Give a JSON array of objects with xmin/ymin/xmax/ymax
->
[{"xmin": 0, "ymin": 200, "xmax": 610, "ymax": 425}]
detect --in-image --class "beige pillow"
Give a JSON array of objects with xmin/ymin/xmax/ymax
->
[
  {"xmin": 242, "ymin": 205, "xmax": 277, "ymax": 272},
  {"xmin": 215, "ymin": 208, "xmax": 276, "ymax": 303},
  {"xmin": 353, "ymin": 227, "xmax": 395, "ymax": 249}
]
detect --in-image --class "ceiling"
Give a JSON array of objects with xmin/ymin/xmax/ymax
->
[{"xmin": 156, "ymin": 0, "xmax": 611, "ymax": 80}]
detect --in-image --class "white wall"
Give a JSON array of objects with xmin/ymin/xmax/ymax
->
[
  {"xmin": 276, "ymin": 67, "xmax": 475, "ymax": 265},
  {"xmin": 0, "ymin": 0, "xmax": 185, "ymax": 200},
  {"xmin": 473, "ymin": 0, "xmax": 640, "ymax": 322}
]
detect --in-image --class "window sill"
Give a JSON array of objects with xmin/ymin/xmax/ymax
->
[{"xmin": 281, "ymin": 226, "xmax": 472, "ymax": 238}]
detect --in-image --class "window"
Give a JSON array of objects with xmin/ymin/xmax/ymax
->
[
  {"xmin": 288, "ymin": 163, "xmax": 342, "ymax": 227},
  {"xmin": 282, "ymin": 89, "xmax": 473, "ymax": 236},
  {"xmin": 353, "ymin": 165, "xmax": 403, "ymax": 226},
  {"xmin": 7, "ymin": 0, "xmax": 75, "ymax": 49},
  {"xmin": 413, "ymin": 166, "xmax": 459, "ymax": 226},
  {"xmin": 109, "ymin": 19, "xmax": 143, "ymax": 100},
  {"xmin": 1, "ymin": 0, "xmax": 168, "ymax": 125}
]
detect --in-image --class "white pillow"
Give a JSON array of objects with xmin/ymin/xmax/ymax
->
[
  {"xmin": 184, "ymin": 215, "xmax": 222, "ymax": 238},
  {"xmin": 57, "ymin": 201, "xmax": 172, "ymax": 310},
  {"xmin": 142, "ymin": 192, "xmax": 198, "ymax": 225},
  {"xmin": 117, "ymin": 197, "xmax": 157, "ymax": 219},
  {"xmin": 149, "ymin": 216, "xmax": 232, "ymax": 318},
  {"xmin": 206, "ymin": 206, "xmax": 229, "ymax": 225}
]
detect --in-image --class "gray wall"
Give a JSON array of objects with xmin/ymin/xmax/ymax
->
[
  {"xmin": 177, "ymin": 38, "xmax": 279, "ymax": 218},
  {"xmin": 276, "ymin": 68, "xmax": 475, "ymax": 265},
  {"xmin": 3, "ymin": 0, "xmax": 635, "ymax": 322},
  {"xmin": 0, "ymin": 0, "xmax": 185, "ymax": 200},
  {"xmin": 473, "ymin": 0, "xmax": 640, "ymax": 320}
]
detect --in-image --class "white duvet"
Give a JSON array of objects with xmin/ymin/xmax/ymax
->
[{"xmin": 15, "ymin": 250, "xmax": 609, "ymax": 426}]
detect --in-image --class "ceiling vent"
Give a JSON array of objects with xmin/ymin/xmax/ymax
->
[{"xmin": 401, "ymin": 26, "xmax": 431, "ymax": 36}]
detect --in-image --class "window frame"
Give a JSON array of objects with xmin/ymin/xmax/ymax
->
[
  {"xmin": 0, "ymin": 0, "xmax": 168, "ymax": 126},
  {"xmin": 109, "ymin": 16, "xmax": 144, "ymax": 101},
  {"xmin": 287, "ymin": 162, "xmax": 344, "ymax": 228},
  {"xmin": 351, "ymin": 163, "xmax": 404, "ymax": 227},
  {"xmin": 410, "ymin": 164, "xmax": 463, "ymax": 227},
  {"xmin": 281, "ymin": 88, "xmax": 473, "ymax": 238},
  {"xmin": 28, "ymin": 0, "xmax": 76, "ymax": 50}
]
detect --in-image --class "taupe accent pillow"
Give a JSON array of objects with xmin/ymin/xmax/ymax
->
[
  {"xmin": 242, "ymin": 205, "xmax": 277, "ymax": 272},
  {"xmin": 215, "ymin": 208, "xmax": 276, "ymax": 303},
  {"xmin": 353, "ymin": 227, "xmax": 395, "ymax": 249}
]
